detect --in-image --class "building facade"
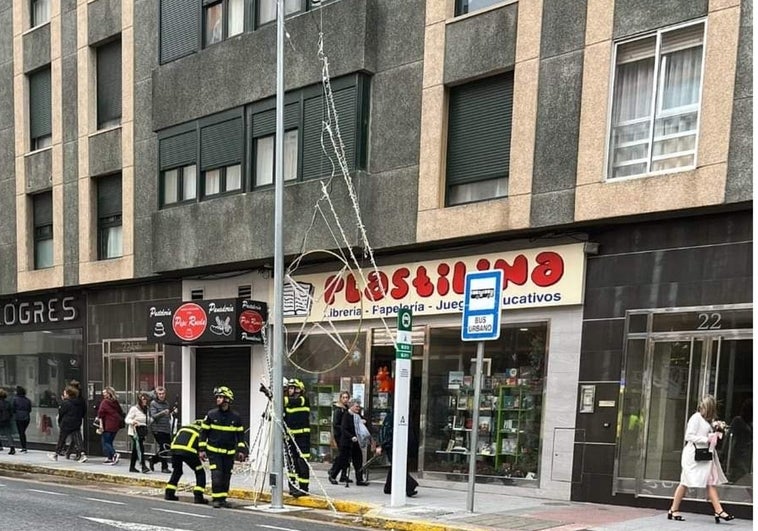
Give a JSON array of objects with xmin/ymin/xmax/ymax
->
[{"xmin": 0, "ymin": 0, "xmax": 751, "ymax": 512}]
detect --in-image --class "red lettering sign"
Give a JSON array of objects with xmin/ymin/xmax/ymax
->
[
  {"xmin": 320, "ymin": 252, "xmax": 566, "ymax": 306},
  {"xmin": 239, "ymin": 309, "xmax": 263, "ymax": 334},
  {"xmin": 172, "ymin": 303, "xmax": 207, "ymax": 341}
]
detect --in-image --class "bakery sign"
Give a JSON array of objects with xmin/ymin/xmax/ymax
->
[
  {"xmin": 284, "ymin": 243, "xmax": 586, "ymax": 322},
  {"xmin": 147, "ymin": 298, "xmax": 268, "ymax": 345}
]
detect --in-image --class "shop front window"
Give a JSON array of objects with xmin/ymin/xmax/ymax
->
[
  {"xmin": 424, "ymin": 324, "xmax": 548, "ymax": 484},
  {"xmin": 285, "ymin": 331, "xmax": 367, "ymax": 463},
  {"xmin": 0, "ymin": 329, "xmax": 83, "ymax": 445}
]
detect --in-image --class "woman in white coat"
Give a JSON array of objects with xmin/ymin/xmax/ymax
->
[
  {"xmin": 125, "ymin": 393, "xmax": 150, "ymax": 474},
  {"xmin": 668, "ymin": 395, "xmax": 734, "ymax": 523}
]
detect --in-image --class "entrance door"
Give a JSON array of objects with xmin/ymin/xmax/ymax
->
[{"xmin": 636, "ymin": 336, "xmax": 752, "ymax": 503}]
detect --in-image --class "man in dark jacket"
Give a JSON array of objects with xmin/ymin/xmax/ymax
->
[
  {"xmin": 375, "ymin": 409, "xmax": 419, "ymax": 497},
  {"xmin": 50, "ymin": 388, "xmax": 83, "ymax": 461},
  {"xmin": 327, "ymin": 391, "xmax": 350, "ymax": 483},
  {"xmin": 0, "ymin": 388, "xmax": 15, "ymax": 454},
  {"xmin": 149, "ymin": 386, "xmax": 175, "ymax": 473},
  {"xmin": 199, "ymin": 386, "xmax": 247, "ymax": 508},
  {"xmin": 12, "ymin": 387, "xmax": 31, "ymax": 453},
  {"xmin": 165, "ymin": 420, "xmax": 207, "ymax": 504}
]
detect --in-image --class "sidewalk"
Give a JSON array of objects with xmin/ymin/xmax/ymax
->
[{"xmin": 0, "ymin": 450, "xmax": 751, "ymax": 530}]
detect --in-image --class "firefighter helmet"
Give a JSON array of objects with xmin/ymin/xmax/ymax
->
[
  {"xmin": 287, "ymin": 378, "xmax": 305, "ymax": 392},
  {"xmin": 213, "ymin": 386, "xmax": 234, "ymax": 402}
]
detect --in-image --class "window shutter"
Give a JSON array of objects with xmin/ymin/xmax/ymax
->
[
  {"xmin": 33, "ymin": 191, "xmax": 52, "ymax": 227},
  {"xmin": 160, "ymin": 130, "xmax": 197, "ymax": 169},
  {"xmin": 251, "ymin": 103, "xmax": 300, "ymax": 138},
  {"xmin": 446, "ymin": 73, "xmax": 513, "ymax": 186},
  {"xmin": 29, "ymin": 67, "xmax": 52, "ymax": 140},
  {"xmin": 660, "ymin": 23, "xmax": 704, "ymax": 54},
  {"xmin": 200, "ymin": 117, "xmax": 243, "ymax": 170},
  {"xmin": 160, "ymin": 0, "xmax": 200, "ymax": 64},
  {"xmin": 97, "ymin": 39, "xmax": 122, "ymax": 127},
  {"xmin": 97, "ymin": 174, "xmax": 122, "ymax": 218},
  {"xmin": 302, "ymin": 85, "xmax": 357, "ymax": 180}
]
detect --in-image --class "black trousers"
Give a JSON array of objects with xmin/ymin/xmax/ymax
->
[
  {"xmin": 286, "ymin": 440, "xmax": 309, "ymax": 493},
  {"xmin": 55, "ymin": 428, "xmax": 79, "ymax": 455},
  {"xmin": 150, "ymin": 431, "xmax": 171, "ymax": 469},
  {"xmin": 166, "ymin": 451, "xmax": 206, "ymax": 495},
  {"xmin": 329, "ymin": 444, "xmax": 350, "ymax": 480},
  {"xmin": 333, "ymin": 443, "xmax": 364, "ymax": 481},
  {"xmin": 16, "ymin": 420, "xmax": 30, "ymax": 450},
  {"xmin": 383, "ymin": 464, "xmax": 418, "ymax": 495},
  {"xmin": 66, "ymin": 430, "xmax": 84, "ymax": 458},
  {"xmin": 208, "ymin": 452, "xmax": 234, "ymax": 501}
]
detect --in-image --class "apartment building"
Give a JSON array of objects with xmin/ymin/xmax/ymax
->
[{"xmin": 0, "ymin": 0, "xmax": 751, "ymax": 511}]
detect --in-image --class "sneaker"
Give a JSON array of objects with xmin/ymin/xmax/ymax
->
[
  {"xmin": 112, "ymin": 453, "xmax": 120, "ymax": 464},
  {"xmin": 9, "ymin": 448, "xmax": 16, "ymax": 455},
  {"xmin": 47, "ymin": 453, "xmax": 58, "ymax": 461},
  {"xmin": 106, "ymin": 459, "xmax": 117, "ymax": 466},
  {"xmin": 20, "ymin": 449, "xmax": 27, "ymax": 453},
  {"xmin": 103, "ymin": 458, "xmax": 113, "ymax": 464},
  {"xmin": 78, "ymin": 454, "xmax": 88, "ymax": 463}
]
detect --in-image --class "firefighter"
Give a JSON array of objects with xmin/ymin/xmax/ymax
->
[
  {"xmin": 198, "ymin": 386, "xmax": 247, "ymax": 508},
  {"xmin": 283, "ymin": 378, "xmax": 310, "ymax": 497},
  {"xmin": 164, "ymin": 420, "xmax": 208, "ymax": 504}
]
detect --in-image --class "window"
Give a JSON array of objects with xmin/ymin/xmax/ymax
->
[
  {"xmin": 31, "ymin": 0, "xmax": 50, "ymax": 27},
  {"xmin": 32, "ymin": 192, "xmax": 53, "ymax": 269},
  {"xmin": 200, "ymin": 114, "xmax": 244, "ymax": 197},
  {"xmin": 258, "ymin": 0, "xmax": 303, "ymax": 26},
  {"xmin": 607, "ymin": 22, "xmax": 705, "ymax": 179},
  {"xmin": 254, "ymin": 130, "xmax": 299, "ymax": 186},
  {"xmin": 204, "ymin": 1, "xmax": 223, "ymax": 46},
  {"xmin": 162, "ymin": 165, "xmax": 198, "ymax": 205},
  {"xmin": 202, "ymin": 164, "xmax": 241, "ymax": 196},
  {"xmin": 203, "ymin": 0, "xmax": 244, "ymax": 46},
  {"xmin": 159, "ymin": 128, "xmax": 198, "ymax": 206},
  {"xmin": 29, "ymin": 67, "xmax": 52, "ymax": 151},
  {"xmin": 160, "ymin": 0, "xmax": 201, "ymax": 64},
  {"xmin": 455, "ymin": 0, "xmax": 503, "ymax": 16},
  {"xmin": 96, "ymin": 174, "xmax": 123, "ymax": 260},
  {"xmin": 96, "ymin": 38, "xmax": 122, "ymax": 130},
  {"xmin": 445, "ymin": 72, "xmax": 513, "ymax": 206}
]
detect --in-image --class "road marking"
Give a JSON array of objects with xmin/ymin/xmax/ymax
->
[
  {"xmin": 257, "ymin": 525, "xmax": 300, "ymax": 531},
  {"xmin": 27, "ymin": 488, "xmax": 66, "ymax": 496},
  {"xmin": 152, "ymin": 508, "xmax": 213, "ymax": 519},
  {"xmin": 81, "ymin": 517, "xmax": 193, "ymax": 531},
  {"xmin": 83, "ymin": 497, "xmax": 126, "ymax": 505}
]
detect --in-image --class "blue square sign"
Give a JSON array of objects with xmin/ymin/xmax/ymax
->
[{"xmin": 461, "ymin": 270, "xmax": 503, "ymax": 341}]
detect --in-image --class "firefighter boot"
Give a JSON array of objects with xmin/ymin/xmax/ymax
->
[
  {"xmin": 194, "ymin": 492, "xmax": 209, "ymax": 504},
  {"xmin": 164, "ymin": 489, "xmax": 179, "ymax": 501}
]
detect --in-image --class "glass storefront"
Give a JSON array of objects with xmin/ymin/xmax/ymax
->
[
  {"xmin": 423, "ymin": 323, "xmax": 548, "ymax": 484},
  {"xmin": 285, "ymin": 331, "xmax": 368, "ymax": 462},
  {"xmin": 615, "ymin": 306, "xmax": 752, "ymax": 504},
  {"xmin": 0, "ymin": 329, "xmax": 84, "ymax": 445}
]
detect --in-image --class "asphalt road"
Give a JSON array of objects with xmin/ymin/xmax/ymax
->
[{"xmin": 0, "ymin": 475, "xmax": 363, "ymax": 531}]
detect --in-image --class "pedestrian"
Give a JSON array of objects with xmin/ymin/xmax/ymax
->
[
  {"xmin": 198, "ymin": 386, "xmax": 247, "ymax": 508},
  {"xmin": 126, "ymin": 393, "xmax": 151, "ymax": 473},
  {"xmin": 165, "ymin": 420, "xmax": 208, "ymax": 504},
  {"xmin": 0, "ymin": 388, "xmax": 16, "ymax": 454},
  {"xmin": 149, "ymin": 386, "xmax": 175, "ymax": 473},
  {"xmin": 12, "ymin": 386, "xmax": 31, "ymax": 453},
  {"xmin": 375, "ymin": 408, "xmax": 419, "ymax": 497},
  {"xmin": 49, "ymin": 388, "xmax": 84, "ymax": 462},
  {"xmin": 668, "ymin": 395, "xmax": 734, "ymax": 523},
  {"xmin": 283, "ymin": 378, "xmax": 311, "ymax": 497},
  {"xmin": 66, "ymin": 380, "xmax": 87, "ymax": 462},
  {"xmin": 96, "ymin": 387, "xmax": 124, "ymax": 465},
  {"xmin": 334, "ymin": 398, "xmax": 370, "ymax": 486},
  {"xmin": 328, "ymin": 391, "xmax": 351, "ymax": 484}
]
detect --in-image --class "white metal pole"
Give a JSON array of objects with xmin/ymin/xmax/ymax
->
[
  {"xmin": 270, "ymin": 0, "xmax": 285, "ymax": 510},
  {"xmin": 466, "ymin": 341, "xmax": 484, "ymax": 512}
]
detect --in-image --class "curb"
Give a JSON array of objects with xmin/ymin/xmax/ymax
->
[
  {"xmin": 0, "ymin": 462, "xmax": 376, "ymax": 516},
  {"xmin": 362, "ymin": 509, "xmax": 491, "ymax": 531}
]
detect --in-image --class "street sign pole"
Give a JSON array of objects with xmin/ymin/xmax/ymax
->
[
  {"xmin": 461, "ymin": 270, "xmax": 503, "ymax": 513},
  {"xmin": 391, "ymin": 308, "xmax": 413, "ymax": 508}
]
